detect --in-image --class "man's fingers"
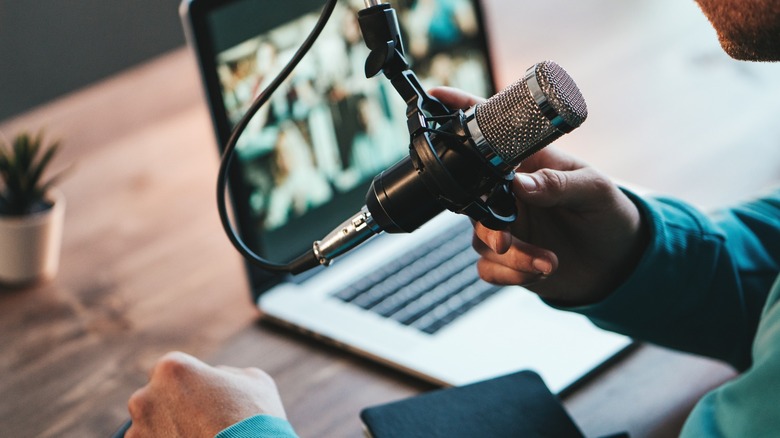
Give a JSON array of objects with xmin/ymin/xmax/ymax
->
[
  {"xmin": 150, "ymin": 351, "xmax": 204, "ymax": 382},
  {"xmin": 428, "ymin": 86, "xmax": 485, "ymax": 109},
  {"xmin": 518, "ymin": 147, "xmax": 586, "ymax": 173},
  {"xmin": 514, "ymin": 167, "xmax": 616, "ymax": 210},
  {"xmin": 472, "ymin": 222, "xmax": 512, "ymax": 254},
  {"xmin": 476, "ymin": 258, "xmax": 547, "ymax": 286},
  {"xmin": 127, "ymin": 386, "xmax": 152, "ymax": 438},
  {"xmin": 127, "ymin": 387, "xmax": 145, "ymax": 421},
  {"xmin": 472, "ymin": 232, "xmax": 558, "ymax": 280}
]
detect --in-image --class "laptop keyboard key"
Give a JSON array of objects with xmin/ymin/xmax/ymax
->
[
  {"xmin": 332, "ymin": 218, "xmax": 497, "ymax": 334},
  {"xmin": 413, "ymin": 280, "xmax": 501, "ymax": 334}
]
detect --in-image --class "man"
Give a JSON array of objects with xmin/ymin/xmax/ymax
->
[{"xmin": 126, "ymin": 1, "xmax": 780, "ymax": 436}]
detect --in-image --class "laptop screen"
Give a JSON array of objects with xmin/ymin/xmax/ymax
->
[{"xmin": 184, "ymin": 0, "xmax": 494, "ymax": 269}]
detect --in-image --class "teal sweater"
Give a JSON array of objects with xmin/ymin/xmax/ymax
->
[
  {"xmin": 218, "ymin": 189, "xmax": 780, "ymax": 438},
  {"xmin": 570, "ymin": 190, "xmax": 780, "ymax": 436}
]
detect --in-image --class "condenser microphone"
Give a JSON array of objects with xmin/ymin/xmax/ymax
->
[
  {"xmin": 468, "ymin": 60, "xmax": 588, "ymax": 172},
  {"xmin": 310, "ymin": 61, "xmax": 587, "ymax": 268}
]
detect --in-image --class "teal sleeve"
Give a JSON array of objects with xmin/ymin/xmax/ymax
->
[
  {"xmin": 215, "ymin": 415, "xmax": 299, "ymax": 438},
  {"xmin": 680, "ymin": 275, "xmax": 780, "ymax": 436},
  {"xmin": 558, "ymin": 189, "xmax": 780, "ymax": 371}
]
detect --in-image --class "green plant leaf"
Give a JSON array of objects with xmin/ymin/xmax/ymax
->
[
  {"xmin": 14, "ymin": 134, "xmax": 31, "ymax": 178},
  {"xmin": 0, "ymin": 130, "xmax": 66, "ymax": 216},
  {"xmin": 5, "ymin": 156, "xmax": 22, "ymax": 193},
  {"xmin": 29, "ymin": 140, "xmax": 60, "ymax": 193}
]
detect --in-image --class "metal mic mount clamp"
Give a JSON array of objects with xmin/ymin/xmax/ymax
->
[
  {"xmin": 357, "ymin": 1, "xmax": 517, "ymax": 230},
  {"xmin": 357, "ymin": 1, "xmax": 450, "ymax": 130}
]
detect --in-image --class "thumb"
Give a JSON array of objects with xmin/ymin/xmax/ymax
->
[{"xmin": 514, "ymin": 167, "xmax": 614, "ymax": 209}]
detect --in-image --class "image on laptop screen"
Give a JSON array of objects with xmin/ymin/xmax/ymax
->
[{"xmin": 203, "ymin": 0, "xmax": 493, "ymax": 264}]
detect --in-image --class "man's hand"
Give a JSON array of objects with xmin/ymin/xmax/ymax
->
[
  {"xmin": 127, "ymin": 352, "xmax": 287, "ymax": 438},
  {"xmin": 430, "ymin": 87, "xmax": 648, "ymax": 305}
]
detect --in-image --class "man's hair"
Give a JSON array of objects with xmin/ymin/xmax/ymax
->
[{"xmin": 696, "ymin": 0, "xmax": 780, "ymax": 62}]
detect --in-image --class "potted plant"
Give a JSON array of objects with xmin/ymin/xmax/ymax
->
[{"xmin": 0, "ymin": 130, "xmax": 67, "ymax": 285}]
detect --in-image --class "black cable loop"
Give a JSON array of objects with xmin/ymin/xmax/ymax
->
[{"xmin": 217, "ymin": 0, "xmax": 338, "ymax": 273}]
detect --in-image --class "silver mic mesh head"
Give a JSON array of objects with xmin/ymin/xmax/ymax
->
[{"xmin": 474, "ymin": 61, "xmax": 587, "ymax": 167}]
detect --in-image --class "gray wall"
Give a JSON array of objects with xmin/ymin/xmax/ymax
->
[{"xmin": 0, "ymin": 1, "xmax": 185, "ymax": 121}]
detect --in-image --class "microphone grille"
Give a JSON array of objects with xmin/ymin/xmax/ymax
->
[{"xmin": 474, "ymin": 61, "xmax": 587, "ymax": 167}]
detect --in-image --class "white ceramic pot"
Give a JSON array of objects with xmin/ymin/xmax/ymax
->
[{"xmin": 0, "ymin": 191, "xmax": 65, "ymax": 285}]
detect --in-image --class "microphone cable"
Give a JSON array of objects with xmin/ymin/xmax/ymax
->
[{"xmin": 216, "ymin": 0, "xmax": 337, "ymax": 274}]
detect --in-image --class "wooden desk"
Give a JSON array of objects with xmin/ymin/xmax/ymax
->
[{"xmin": 2, "ymin": 0, "xmax": 778, "ymax": 437}]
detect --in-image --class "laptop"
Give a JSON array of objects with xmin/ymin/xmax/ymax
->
[{"xmin": 180, "ymin": 0, "xmax": 632, "ymax": 393}]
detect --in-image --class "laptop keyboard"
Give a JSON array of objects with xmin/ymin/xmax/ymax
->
[{"xmin": 333, "ymin": 219, "xmax": 501, "ymax": 334}]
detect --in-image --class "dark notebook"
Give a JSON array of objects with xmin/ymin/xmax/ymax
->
[{"xmin": 360, "ymin": 370, "xmax": 585, "ymax": 438}]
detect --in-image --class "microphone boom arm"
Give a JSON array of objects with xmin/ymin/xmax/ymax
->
[
  {"xmin": 357, "ymin": 1, "xmax": 517, "ymax": 223},
  {"xmin": 357, "ymin": 3, "xmax": 451, "ymax": 123}
]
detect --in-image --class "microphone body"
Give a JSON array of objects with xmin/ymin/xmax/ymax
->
[
  {"xmin": 312, "ymin": 61, "xmax": 587, "ymax": 266},
  {"xmin": 367, "ymin": 60, "xmax": 587, "ymax": 233}
]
